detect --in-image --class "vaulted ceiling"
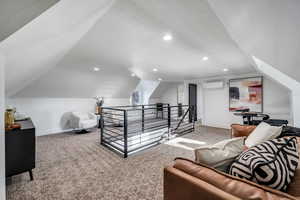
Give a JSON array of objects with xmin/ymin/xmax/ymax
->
[
  {"xmin": 0, "ymin": 0, "xmax": 116, "ymax": 97},
  {"xmin": 1, "ymin": 0, "xmax": 298, "ymax": 98},
  {"xmin": 63, "ymin": 0, "xmax": 253, "ymax": 82},
  {"xmin": 0, "ymin": 0, "xmax": 59, "ymax": 42},
  {"xmin": 208, "ymin": 0, "xmax": 300, "ymax": 82}
]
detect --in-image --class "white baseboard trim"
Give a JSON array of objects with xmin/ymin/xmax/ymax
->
[
  {"xmin": 38, "ymin": 127, "xmax": 98, "ymax": 136},
  {"xmin": 38, "ymin": 128, "xmax": 74, "ymax": 136},
  {"xmin": 202, "ymin": 123, "xmax": 230, "ymax": 130}
]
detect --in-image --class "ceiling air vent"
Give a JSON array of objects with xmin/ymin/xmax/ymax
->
[{"xmin": 202, "ymin": 80, "xmax": 224, "ymax": 89}]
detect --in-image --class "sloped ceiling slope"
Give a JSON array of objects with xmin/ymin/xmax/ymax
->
[
  {"xmin": 130, "ymin": 0, "xmax": 253, "ymax": 79},
  {"xmin": 0, "ymin": 0, "xmax": 59, "ymax": 42},
  {"xmin": 69, "ymin": 0, "xmax": 253, "ymax": 81},
  {"xmin": 12, "ymin": 61, "xmax": 139, "ymax": 98},
  {"xmin": 4, "ymin": 0, "xmax": 256, "ymax": 98},
  {"xmin": 151, "ymin": 82, "xmax": 181, "ymax": 99},
  {"xmin": 0, "ymin": 0, "xmax": 115, "ymax": 97},
  {"xmin": 39, "ymin": 0, "xmax": 253, "ymax": 81},
  {"xmin": 12, "ymin": 0, "xmax": 254, "ymax": 98},
  {"xmin": 208, "ymin": 0, "xmax": 300, "ymax": 82}
]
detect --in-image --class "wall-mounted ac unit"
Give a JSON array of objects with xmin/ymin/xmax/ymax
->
[{"xmin": 203, "ymin": 80, "xmax": 224, "ymax": 89}]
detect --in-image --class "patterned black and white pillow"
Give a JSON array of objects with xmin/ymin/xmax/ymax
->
[{"xmin": 229, "ymin": 137, "xmax": 299, "ymax": 191}]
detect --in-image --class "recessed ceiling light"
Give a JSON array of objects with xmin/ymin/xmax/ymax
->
[
  {"xmin": 223, "ymin": 68, "xmax": 229, "ymax": 72},
  {"xmin": 93, "ymin": 67, "xmax": 100, "ymax": 71},
  {"xmin": 158, "ymin": 78, "xmax": 162, "ymax": 81},
  {"xmin": 153, "ymin": 68, "xmax": 158, "ymax": 72},
  {"xmin": 131, "ymin": 73, "xmax": 136, "ymax": 77},
  {"xmin": 163, "ymin": 33, "xmax": 173, "ymax": 41},
  {"xmin": 202, "ymin": 56, "xmax": 208, "ymax": 61}
]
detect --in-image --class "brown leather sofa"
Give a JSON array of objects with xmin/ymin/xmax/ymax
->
[{"xmin": 164, "ymin": 124, "xmax": 300, "ymax": 200}]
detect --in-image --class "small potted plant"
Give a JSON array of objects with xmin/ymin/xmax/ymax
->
[{"xmin": 94, "ymin": 97, "xmax": 104, "ymax": 114}]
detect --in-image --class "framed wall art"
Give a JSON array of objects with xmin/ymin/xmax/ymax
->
[{"xmin": 229, "ymin": 76, "xmax": 263, "ymax": 112}]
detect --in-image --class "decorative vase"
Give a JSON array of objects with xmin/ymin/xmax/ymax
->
[
  {"xmin": 5, "ymin": 109, "xmax": 15, "ymax": 128},
  {"xmin": 96, "ymin": 106, "xmax": 102, "ymax": 114}
]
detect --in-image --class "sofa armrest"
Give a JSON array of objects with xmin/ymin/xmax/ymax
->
[
  {"xmin": 231, "ymin": 124, "xmax": 256, "ymax": 138},
  {"xmin": 164, "ymin": 167, "xmax": 241, "ymax": 200},
  {"xmin": 88, "ymin": 112, "xmax": 97, "ymax": 120},
  {"xmin": 169, "ymin": 158, "xmax": 297, "ymax": 200}
]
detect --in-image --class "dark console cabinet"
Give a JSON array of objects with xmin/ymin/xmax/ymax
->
[{"xmin": 5, "ymin": 119, "xmax": 36, "ymax": 180}]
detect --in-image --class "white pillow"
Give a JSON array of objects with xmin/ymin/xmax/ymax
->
[
  {"xmin": 245, "ymin": 122, "xmax": 282, "ymax": 148},
  {"xmin": 194, "ymin": 137, "xmax": 245, "ymax": 170}
]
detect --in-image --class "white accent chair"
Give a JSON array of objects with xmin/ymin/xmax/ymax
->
[{"xmin": 69, "ymin": 112, "xmax": 97, "ymax": 131}]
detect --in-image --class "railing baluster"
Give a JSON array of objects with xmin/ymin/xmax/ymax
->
[
  {"xmin": 141, "ymin": 105, "xmax": 144, "ymax": 144},
  {"xmin": 124, "ymin": 110, "xmax": 128, "ymax": 158},
  {"xmin": 167, "ymin": 104, "xmax": 171, "ymax": 139},
  {"xmin": 142, "ymin": 105, "xmax": 145, "ymax": 132},
  {"xmin": 100, "ymin": 111, "xmax": 104, "ymax": 145}
]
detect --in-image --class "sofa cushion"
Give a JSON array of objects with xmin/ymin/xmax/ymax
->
[
  {"xmin": 174, "ymin": 158, "xmax": 297, "ymax": 200},
  {"xmin": 245, "ymin": 122, "xmax": 282, "ymax": 147},
  {"xmin": 231, "ymin": 124, "xmax": 256, "ymax": 138},
  {"xmin": 194, "ymin": 137, "xmax": 245, "ymax": 172},
  {"xmin": 280, "ymin": 126, "xmax": 300, "ymax": 138},
  {"xmin": 230, "ymin": 137, "xmax": 299, "ymax": 192}
]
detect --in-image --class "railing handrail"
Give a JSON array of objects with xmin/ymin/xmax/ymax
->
[
  {"xmin": 101, "ymin": 107, "xmax": 127, "ymax": 111},
  {"xmin": 103, "ymin": 104, "xmax": 190, "ymax": 112},
  {"xmin": 103, "ymin": 103, "xmax": 169, "ymax": 108},
  {"xmin": 174, "ymin": 106, "xmax": 194, "ymax": 131},
  {"xmin": 102, "ymin": 105, "xmax": 190, "ymax": 112}
]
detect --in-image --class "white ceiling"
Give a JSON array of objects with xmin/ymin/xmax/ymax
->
[
  {"xmin": 63, "ymin": 0, "xmax": 253, "ymax": 81},
  {"xmin": 208, "ymin": 0, "xmax": 300, "ymax": 82},
  {"xmin": 0, "ymin": 0, "xmax": 59, "ymax": 42},
  {"xmin": 13, "ymin": 62, "xmax": 139, "ymax": 98},
  {"xmin": 3, "ymin": 0, "xmax": 299, "ymax": 98},
  {"xmin": 0, "ymin": 0, "xmax": 115, "ymax": 97}
]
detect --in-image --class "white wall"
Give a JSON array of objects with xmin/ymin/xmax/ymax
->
[
  {"xmin": 151, "ymin": 82, "xmax": 183, "ymax": 106},
  {"xmin": 291, "ymin": 91, "xmax": 300, "ymax": 127},
  {"xmin": 6, "ymin": 97, "xmax": 160, "ymax": 136},
  {"xmin": 0, "ymin": 54, "xmax": 6, "ymax": 200},
  {"xmin": 6, "ymin": 98, "xmax": 98, "ymax": 136},
  {"xmin": 202, "ymin": 83, "xmax": 242, "ymax": 128},
  {"xmin": 156, "ymin": 76, "xmax": 291, "ymax": 129},
  {"xmin": 132, "ymin": 80, "xmax": 160, "ymax": 105},
  {"xmin": 201, "ymin": 77, "xmax": 291, "ymax": 129},
  {"xmin": 149, "ymin": 98, "xmax": 161, "ymax": 104},
  {"xmin": 253, "ymin": 56, "xmax": 300, "ymax": 127},
  {"xmin": 161, "ymin": 84, "xmax": 180, "ymax": 106}
]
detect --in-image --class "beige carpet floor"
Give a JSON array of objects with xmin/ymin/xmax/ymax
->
[{"xmin": 6, "ymin": 126, "xmax": 230, "ymax": 200}]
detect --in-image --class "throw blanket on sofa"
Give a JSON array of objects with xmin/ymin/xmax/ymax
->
[{"xmin": 279, "ymin": 126, "xmax": 300, "ymax": 137}]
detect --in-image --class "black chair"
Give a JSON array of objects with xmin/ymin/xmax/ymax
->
[
  {"xmin": 156, "ymin": 103, "xmax": 164, "ymax": 119},
  {"xmin": 264, "ymin": 119, "xmax": 288, "ymax": 126},
  {"xmin": 236, "ymin": 109, "xmax": 253, "ymax": 125},
  {"xmin": 252, "ymin": 114, "xmax": 270, "ymax": 125},
  {"xmin": 178, "ymin": 103, "xmax": 183, "ymax": 117}
]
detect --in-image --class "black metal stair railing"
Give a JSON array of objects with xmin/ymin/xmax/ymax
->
[
  {"xmin": 170, "ymin": 105, "xmax": 195, "ymax": 136},
  {"xmin": 100, "ymin": 104, "xmax": 195, "ymax": 158}
]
